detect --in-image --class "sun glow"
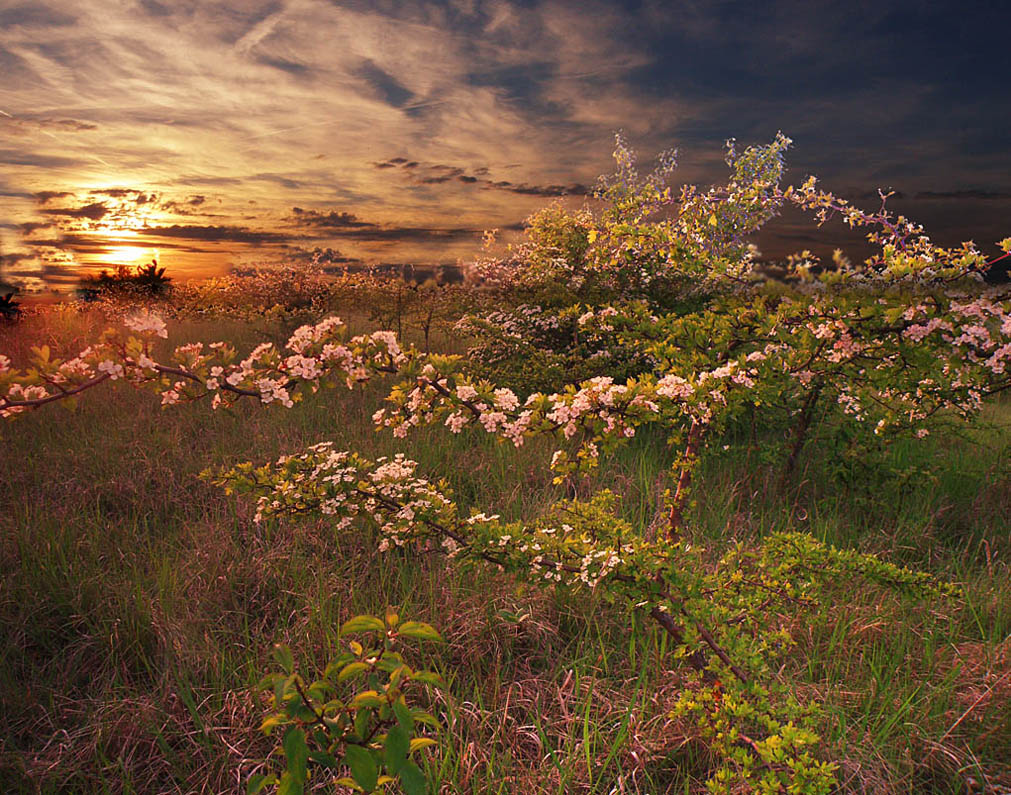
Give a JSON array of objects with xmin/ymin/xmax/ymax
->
[{"xmin": 105, "ymin": 245, "xmax": 152, "ymax": 264}]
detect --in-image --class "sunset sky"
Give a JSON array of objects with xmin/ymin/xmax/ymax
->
[{"xmin": 1, "ymin": 0, "xmax": 1009, "ymax": 292}]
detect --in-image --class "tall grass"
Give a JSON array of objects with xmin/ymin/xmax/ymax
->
[{"xmin": 1, "ymin": 309, "xmax": 1009, "ymax": 792}]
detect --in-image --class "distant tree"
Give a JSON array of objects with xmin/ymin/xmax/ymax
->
[
  {"xmin": 77, "ymin": 260, "xmax": 172, "ymax": 300},
  {"xmin": 0, "ymin": 292, "xmax": 21, "ymax": 323}
]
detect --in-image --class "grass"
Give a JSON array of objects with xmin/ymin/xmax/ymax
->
[{"xmin": 1, "ymin": 307, "xmax": 1010, "ymax": 793}]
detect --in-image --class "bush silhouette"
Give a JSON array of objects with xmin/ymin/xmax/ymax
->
[{"xmin": 78, "ymin": 261, "xmax": 172, "ymax": 300}]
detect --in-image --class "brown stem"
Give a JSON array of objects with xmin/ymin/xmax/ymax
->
[
  {"xmin": 293, "ymin": 677, "xmax": 332, "ymax": 735},
  {"xmin": 668, "ymin": 420, "xmax": 703, "ymax": 539},
  {"xmin": 0, "ymin": 373, "xmax": 111, "ymax": 410},
  {"xmin": 781, "ymin": 384, "xmax": 822, "ymax": 487},
  {"xmin": 648, "ymin": 606, "xmax": 709, "ymax": 675}
]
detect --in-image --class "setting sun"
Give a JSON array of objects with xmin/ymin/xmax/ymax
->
[{"xmin": 103, "ymin": 245, "xmax": 154, "ymax": 265}]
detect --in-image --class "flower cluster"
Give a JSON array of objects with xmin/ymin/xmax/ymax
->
[
  {"xmin": 214, "ymin": 446, "xmax": 956, "ymax": 794},
  {"xmin": 0, "ymin": 314, "xmax": 411, "ymax": 418}
]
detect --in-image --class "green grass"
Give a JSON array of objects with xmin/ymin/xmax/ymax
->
[{"xmin": 1, "ymin": 308, "xmax": 1009, "ymax": 793}]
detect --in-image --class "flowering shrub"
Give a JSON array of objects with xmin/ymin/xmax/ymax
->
[
  {"xmin": 214, "ymin": 446, "xmax": 954, "ymax": 792},
  {"xmin": 3, "ymin": 133, "xmax": 1010, "ymax": 791}
]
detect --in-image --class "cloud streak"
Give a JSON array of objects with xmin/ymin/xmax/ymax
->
[{"xmin": 1, "ymin": 0, "xmax": 1008, "ymax": 291}]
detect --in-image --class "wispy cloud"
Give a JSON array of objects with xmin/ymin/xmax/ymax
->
[{"xmin": 1, "ymin": 0, "xmax": 1008, "ymax": 290}]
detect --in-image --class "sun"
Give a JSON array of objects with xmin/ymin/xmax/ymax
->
[{"xmin": 105, "ymin": 245, "xmax": 154, "ymax": 265}]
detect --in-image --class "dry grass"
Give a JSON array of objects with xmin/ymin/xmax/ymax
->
[{"xmin": 2, "ymin": 309, "xmax": 1010, "ymax": 793}]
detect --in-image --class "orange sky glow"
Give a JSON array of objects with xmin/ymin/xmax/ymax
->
[{"xmin": 1, "ymin": 1, "xmax": 1009, "ymax": 292}]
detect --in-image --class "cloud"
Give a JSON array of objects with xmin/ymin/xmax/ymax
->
[
  {"xmin": 252, "ymin": 173, "xmax": 303, "ymax": 189},
  {"xmin": 290, "ymin": 207, "xmax": 375, "ymax": 228},
  {"xmin": 324, "ymin": 224, "xmax": 480, "ymax": 244},
  {"xmin": 35, "ymin": 191, "xmax": 74, "ymax": 204},
  {"xmin": 375, "ymin": 157, "xmax": 589, "ymax": 196},
  {"xmin": 355, "ymin": 58, "xmax": 415, "ymax": 108},
  {"xmin": 2, "ymin": 0, "xmax": 1008, "ymax": 290},
  {"xmin": 19, "ymin": 221, "xmax": 53, "ymax": 234},
  {"xmin": 914, "ymin": 190, "xmax": 1011, "ymax": 201},
  {"xmin": 0, "ymin": 4, "xmax": 77, "ymax": 28},
  {"xmin": 256, "ymin": 54, "xmax": 311, "ymax": 76},
  {"xmin": 41, "ymin": 201, "xmax": 110, "ymax": 220},
  {"xmin": 0, "ymin": 149, "xmax": 89, "ymax": 168},
  {"xmin": 140, "ymin": 224, "xmax": 292, "ymax": 244},
  {"xmin": 287, "ymin": 205, "xmax": 479, "ymax": 243}
]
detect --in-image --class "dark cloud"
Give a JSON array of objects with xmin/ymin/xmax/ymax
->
[
  {"xmin": 40, "ymin": 118, "xmax": 97, "ymax": 131},
  {"xmin": 41, "ymin": 202, "xmax": 110, "ymax": 220},
  {"xmin": 252, "ymin": 173, "xmax": 303, "ymax": 189},
  {"xmin": 0, "ymin": 4, "xmax": 77, "ymax": 28},
  {"xmin": 420, "ymin": 166, "xmax": 465, "ymax": 184},
  {"xmin": 19, "ymin": 221, "xmax": 53, "ymax": 234},
  {"xmin": 174, "ymin": 175, "xmax": 244, "ymax": 186},
  {"xmin": 327, "ymin": 225, "xmax": 480, "ymax": 244},
  {"xmin": 375, "ymin": 157, "xmax": 588, "ymax": 196},
  {"xmin": 0, "ymin": 45, "xmax": 37, "ymax": 86},
  {"xmin": 3, "ymin": 116, "xmax": 99, "ymax": 133},
  {"xmin": 0, "ymin": 251, "xmax": 35, "ymax": 267},
  {"xmin": 290, "ymin": 207, "xmax": 375, "ymax": 228},
  {"xmin": 35, "ymin": 191, "xmax": 74, "ymax": 204},
  {"xmin": 159, "ymin": 194, "xmax": 211, "ymax": 215},
  {"xmin": 914, "ymin": 190, "xmax": 1011, "ymax": 201},
  {"xmin": 465, "ymin": 62, "xmax": 566, "ymax": 118},
  {"xmin": 140, "ymin": 224, "xmax": 291, "ymax": 244},
  {"xmin": 356, "ymin": 59, "xmax": 414, "ymax": 108},
  {"xmin": 257, "ymin": 54, "xmax": 311, "ymax": 76},
  {"xmin": 286, "ymin": 206, "xmax": 477, "ymax": 243},
  {"xmin": 23, "ymin": 231, "xmax": 218, "ymax": 255},
  {"xmin": 137, "ymin": 0, "xmax": 173, "ymax": 17},
  {"xmin": 0, "ymin": 149, "xmax": 88, "ymax": 168},
  {"xmin": 487, "ymin": 180, "xmax": 589, "ymax": 197},
  {"xmin": 291, "ymin": 246, "xmax": 364, "ymax": 268}
]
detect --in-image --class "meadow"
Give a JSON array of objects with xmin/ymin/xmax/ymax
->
[
  {"xmin": 1, "ymin": 303, "xmax": 1009, "ymax": 793},
  {"xmin": 3, "ymin": 136, "xmax": 1011, "ymax": 793}
]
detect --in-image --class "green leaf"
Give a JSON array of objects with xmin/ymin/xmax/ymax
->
[
  {"xmin": 398, "ymin": 760, "xmax": 428, "ymax": 795},
  {"xmin": 283, "ymin": 727, "xmax": 309, "ymax": 784},
  {"xmin": 409, "ymin": 671, "xmax": 445, "ymax": 687},
  {"xmin": 384, "ymin": 724, "xmax": 409, "ymax": 774},
  {"xmin": 324, "ymin": 652, "xmax": 357, "ymax": 679},
  {"xmin": 393, "ymin": 700, "xmax": 414, "ymax": 732},
  {"xmin": 277, "ymin": 771, "xmax": 303, "ymax": 795},
  {"xmin": 259, "ymin": 714, "xmax": 288, "ymax": 734},
  {"xmin": 257, "ymin": 672, "xmax": 285, "ymax": 691},
  {"xmin": 273, "ymin": 644, "xmax": 294, "ymax": 675},
  {"xmin": 351, "ymin": 690, "xmax": 384, "ymax": 709},
  {"xmin": 385, "ymin": 606, "xmax": 400, "ymax": 629},
  {"xmin": 397, "ymin": 622, "xmax": 442, "ymax": 642},
  {"xmin": 338, "ymin": 662, "xmax": 370, "ymax": 682},
  {"xmin": 308, "ymin": 750, "xmax": 339, "ymax": 768},
  {"xmin": 344, "ymin": 744, "xmax": 379, "ymax": 791},
  {"xmin": 411, "ymin": 710, "xmax": 441, "ymax": 730},
  {"xmin": 246, "ymin": 773, "xmax": 277, "ymax": 794},
  {"xmin": 340, "ymin": 615, "xmax": 385, "ymax": 636},
  {"xmin": 409, "ymin": 738, "xmax": 437, "ymax": 754}
]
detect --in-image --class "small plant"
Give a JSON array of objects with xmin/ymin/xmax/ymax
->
[
  {"xmin": 0, "ymin": 291, "xmax": 22, "ymax": 322},
  {"xmin": 250, "ymin": 609, "xmax": 444, "ymax": 795}
]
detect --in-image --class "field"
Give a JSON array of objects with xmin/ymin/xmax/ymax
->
[{"xmin": 2, "ymin": 306, "xmax": 1010, "ymax": 794}]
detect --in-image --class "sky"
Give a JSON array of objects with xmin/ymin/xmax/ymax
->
[{"xmin": 1, "ymin": 0, "xmax": 1009, "ymax": 292}]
